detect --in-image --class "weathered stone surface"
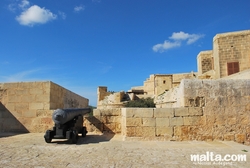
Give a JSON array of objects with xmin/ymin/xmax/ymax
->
[
  {"xmin": 134, "ymin": 127, "xmax": 143, "ymax": 137},
  {"xmin": 40, "ymin": 117, "xmax": 53, "ymax": 125},
  {"xmin": 99, "ymin": 108, "xmax": 121, "ymax": 116},
  {"xmin": 103, "ymin": 123, "xmax": 116, "ymax": 133},
  {"xmin": 106, "ymin": 116, "xmax": 121, "ymax": 124},
  {"xmin": 126, "ymin": 127, "xmax": 136, "ymax": 137},
  {"xmin": 174, "ymin": 126, "xmax": 188, "ymax": 136},
  {"xmin": 93, "ymin": 109, "xmax": 101, "ymax": 116},
  {"xmin": 142, "ymin": 118, "xmax": 155, "ymax": 127},
  {"xmin": 224, "ymin": 134, "xmax": 235, "ymax": 141},
  {"xmin": 226, "ymin": 116, "xmax": 236, "ymax": 125},
  {"xmin": 170, "ymin": 117, "xmax": 183, "ymax": 126},
  {"xmin": 156, "ymin": 127, "xmax": 173, "ymax": 136},
  {"xmin": 174, "ymin": 108, "xmax": 188, "ymax": 117},
  {"xmin": 22, "ymin": 110, "xmax": 37, "ymax": 118},
  {"xmin": 154, "ymin": 108, "xmax": 174, "ymax": 118},
  {"xmin": 142, "ymin": 127, "xmax": 155, "ymax": 137},
  {"xmin": 126, "ymin": 118, "xmax": 142, "ymax": 127},
  {"xmin": 183, "ymin": 116, "xmax": 201, "ymax": 125},
  {"xmin": 125, "ymin": 108, "xmax": 154, "ymax": 118},
  {"xmin": 156, "ymin": 118, "xmax": 170, "ymax": 127},
  {"xmin": 188, "ymin": 107, "xmax": 203, "ymax": 116},
  {"xmin": 235, "ymin": 134, "xmax": 246, "ymax": 143}
]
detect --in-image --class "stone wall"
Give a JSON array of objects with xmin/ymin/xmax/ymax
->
[
  {"xmin": 91, "ymin": 105, "xmax": 250, "ymax": 144},
  {"xmin": 177, "ymin": 79, "xmax": 249, "ymax": 107},
  {"xmin": 0, "ymin": 81, "xmax": 89, "ymax": 133},
  {"xmin": 95, "ymin": 79, "xmax": 250, "ymax": 144},
  {"xmin": 121, "ymin": 107, "xmax": 203, "ymax": 141},
  {"xmin": 197, "ymin": 50, "xmax": 213, "ymax": 76},
  {"xmin": 50, "ymin": 82, "xmax": 88, "ymax": 109},
  {"xmin": 84, "ymin": 108, "xmax": 121, "ymax": 134}
]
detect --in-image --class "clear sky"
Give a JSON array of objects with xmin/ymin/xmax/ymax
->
[{"xmin": 0, "ymin": 0, "xmax": 249, "ymax": 106}]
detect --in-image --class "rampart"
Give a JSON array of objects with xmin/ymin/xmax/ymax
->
[
  {"xmin": 85, "ymin": 79, "xmax": 250, "ymax": 144},
  {"xmin": 0, "ymin": 81, "xmax": 89, "ymax": 133}
]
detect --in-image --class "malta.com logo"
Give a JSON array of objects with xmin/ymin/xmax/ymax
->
[{"xmin": 190, "ymin": 151, "xmax": 246, "ymax": 166}]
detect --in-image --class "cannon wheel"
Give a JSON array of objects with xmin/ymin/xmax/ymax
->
[
  {"xmin": 44, "ymin": 130, "xmax": 53, "ymax": 143},
  {"xmin": 82, "ymin": 127, "xmax": 87, "ymax": 137},
  {"xmin": 45, "ymin": 137, "xmax": 52, "ymax": 143},
  {"xmin": 70, "ymin": 130, "xmax": 78, "ymax": 144}
]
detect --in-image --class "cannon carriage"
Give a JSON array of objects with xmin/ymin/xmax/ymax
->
[{"xmin": 44, "ymin": 108, "xmax": 91, "ymax": 144}]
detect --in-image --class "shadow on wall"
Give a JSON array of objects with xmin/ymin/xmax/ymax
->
[
  {"xmin": 0, "ymin": 102, "xmax": 29, "ymax": 137},
  {"xmin": 84, "ymin": 116, "xmax": 115, "ymax": 134}
]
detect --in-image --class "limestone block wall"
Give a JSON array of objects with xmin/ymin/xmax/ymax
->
[
  {"xmin": 0, "ymin": 81, "xmax": 89, "ymax": 133},
  {"xmin": 50, "ymin": 82, "xmax": 88, "ymax": 109},
  {"xmin": 84, "ymin": 108, "xmax": 121, "ymax": 134},
  {"xmin": 119, "ymin": 106, "xmax": 250, "ymax": 144},
  {"xmin": 121, "ymin": 107, "xmax": 203, "ymax": 141},
  {"xmin": 178, "ymin": 79, "xmax": 249, "ymax": 108}
]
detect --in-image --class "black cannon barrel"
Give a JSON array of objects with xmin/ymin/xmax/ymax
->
[{"xmin": 52, "ymin": 108, "xmax": 91, "ymax": 125}]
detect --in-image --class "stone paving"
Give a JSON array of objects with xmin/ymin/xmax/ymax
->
[{"xmin": 1, "ymin": 133, "xmax": 250, "ymax": 168}]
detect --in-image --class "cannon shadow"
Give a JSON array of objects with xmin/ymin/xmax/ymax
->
[
  {"xmin": 84, "ymin": 116, "xmax": 116, "ymax": 133},
  {"xmin": 77, "ymin": 132, "xmax": 115, "ymax": 144},
  {"xmin": 50, "ymin": 132, "xmax": 115, "ymax": 145}
]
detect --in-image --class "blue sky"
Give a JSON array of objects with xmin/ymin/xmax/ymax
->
[{"xmin": 0, "ymin": 0, "xmax": 249, "ymax": 106}]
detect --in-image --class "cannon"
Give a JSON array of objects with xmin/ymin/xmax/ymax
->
[{"xmin": 44, "ymin": 108, "xmax": 91, "ymax": 144}]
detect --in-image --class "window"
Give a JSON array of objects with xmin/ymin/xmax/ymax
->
[
  {"xmin": 163, "ymin": 80, "xmax": 166, "ymax": 84},
  {"xmin": 227, "ymin": 62, "xmax": 239, "ymax": 75}
]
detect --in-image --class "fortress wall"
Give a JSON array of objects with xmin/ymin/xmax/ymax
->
[
  {"xmin": 50, "ymin": 82, "xmax": 89, "ymax": 109},
  {"xmin": 0, "ymin": 81, "xmax": 89, "ymax": 133},
  {"xmin": 119, "ymin": 105, "xmax": 250, "ymax": 144},
  {"xmin": 84, "ymin": 108, "xmax": 122, "ymax": 134},
  {"xmin": 179, "ymin": 79, "xmax": 250, "ymax": 108},
  {"xmin": 90, "ymin": 79, "xmax": 250, "ymax": 144}
]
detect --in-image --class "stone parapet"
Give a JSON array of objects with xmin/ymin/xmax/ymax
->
[
  {"xmin": 85, "ymin": 105, "xmax": 250, "ymax": 145},
  {"xmin": 121, "ymin": 107, "xmax": 204, "ymax": 140}
]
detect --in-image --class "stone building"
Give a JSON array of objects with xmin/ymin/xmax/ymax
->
[
  {"xmin": 0, "ymin": 81, "xmax": 89, "ymax": 133},
  {"xmin": 155, "ymin": 29, "xmax": 250, "ymax": 108},
  {"xmin": 197, "ymin": 30, "xmax": 250, "ymax": 79},
  {"xmin": 97, "ymin": 72, "xmax": 196, "ymax": 109}
]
